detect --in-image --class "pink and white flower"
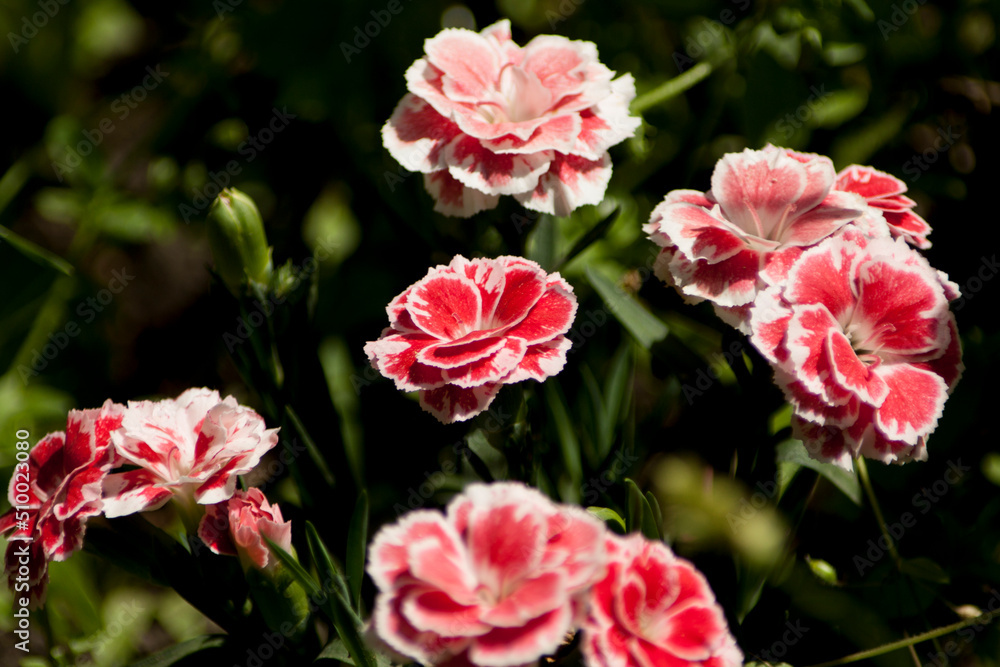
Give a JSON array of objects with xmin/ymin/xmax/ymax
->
[
  {"xmin": 582, "ymin": 533, "xmax": 742, "ymax": 667},
  {"xmin": 197, "ymin": 487, "xmax": 292, "ymax": 571},
  {"xmin": 367, "ymin": 482, "xmax": 607, "ymax": 667},
  {"xmin": 645, "ymin": 145, "xmax": 871, "ymax": 332},
  {"xmin": 364, "ymin": 255, "xmax": 577, "ymax": 423},
  {"xmin": 0, "ymin": 400, "xmax": 124, "ymax": 607},
  {"xmin": 749, "ymin": 234, "xmax": 963, "ymax": 468},
  {"xmin": 834, "ymin": 164, "xmax": 932, "ymax": 249},
  {"xmin": 383, "ymin": 19, "xmax": 640, "ymax": 217},
  {"xmin": 102, "ymin": 388, "xmax": 279, "ymax": 518}
]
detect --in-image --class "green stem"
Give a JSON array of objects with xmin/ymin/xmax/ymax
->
[
  {"xmin": 855, "ymin": 457, "xmax": 902, "ymax": 567},
  {"xmin": 631, "ymin": 61, "xmax": 714, "ymax": 114},
  {"xmin": 803, "ymin": 610, "xmax": 1000, "ymax": 667}
]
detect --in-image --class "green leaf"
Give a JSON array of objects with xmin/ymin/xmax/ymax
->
[
  {"xmin": 625, "ymin": 479, "xmax": 661, "ymax": 540},
  {"xmin": 776, "ymin": 439, "xmax": 862, "ymax": 505},
  {"xmin": 554, "ymin": 207, "xmax": 620, "ymax": 271},
  {"xmin": 268, "ymin": 537, "xmax": 376, "ymax": 667},
  {"xmin": 317, "ymin": 639, "xmax": 393, "ymax": 667},
  {"xmin": 0, "ymin": 225, "xmax": 74, "ymax": 276},
  {"xmin": 303, "ymin": 522, "xmax": 355, "ymax": 623},
  {"xmin": 126, "ymin": 635, "xmax": 225, "ymax": 667},
  {"xmin": 319, "ymin": 336, "xmax": 366, "ymax": 485},
  {"xmin": 285, "ymin": 404, "xmax": 336, "ymax": 486},
  {"xmin": 545, "ymin": 382, "xmax": 583, "ymax": 503},
  {"xmin": 644, "ymin": 491, "xmax": 664, "ymax": 535},
  {"xmin": 588, "ymin": 506, "xmax": 627, "ymax": 532},
  {"xmin": 586, "ymin": 267, "xmax": 668, "ymax": 349},
  {"xmin": 346, "ymin": 490, "xmax": 369, "ymax": 612},
  {"xmin": 809, "ymin": 89, "xmax": 869, "ymax": 129},
  {"xmin": 901, "ymin": 557, "xmax": 951, "ymax": 584}
]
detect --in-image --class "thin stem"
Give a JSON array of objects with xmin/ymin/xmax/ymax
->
[
  {"xmin": 802, "ymin": 610, "xmax": 1000, "ymax": 667},
  {"xmin": 631, "ymin": 61, "xmax": 714, "ymax": 114},
  {"xmin": 855, "ymin": 456, "xmax": 902, "ymax": 567}
]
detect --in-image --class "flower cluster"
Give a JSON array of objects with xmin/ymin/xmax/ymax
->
[
  {"xmin": 365, "ymin": 255, "xmax": 577, "ymax": 423},
  {"xmin": 368, "ymin": 482, "xmax": 742, "ymax": 667},
  {"xmin": 383, "ymin": 19, "xmax": 640, "ymax": 217},
  {"xmin": 0, "ymin": 388, "xmax": 285, "ymax": 606},
  {"xmin": 646, "ymin": 145, "xmax": 961, "ymax": 466}
]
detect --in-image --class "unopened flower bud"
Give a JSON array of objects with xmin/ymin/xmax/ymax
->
[{"xmin": 207, "ymin": 188, "xmax": 273, "ymax": 292}]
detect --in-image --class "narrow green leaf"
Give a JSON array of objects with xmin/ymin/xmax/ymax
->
[
  {"xmin": 644, "ymin": 491, "xmax": 663, "ymax": 538},
  {"xmin": 625, "ymin": 479, "xmax": 661, "ymax": 540},
  {"xmin": 0, "ymin": 225, "xmax": 74, "ymax": 276},
  {"xmin": 268, "ymin": 537, "xmax": 375, "ymax": 667},
  {"xmin": 319, "ymin": 337, "xmax": 365, "ymax": 485},
  {"xmin": 304, "ymin": 522, "xmax": 356, "ymax": 624},
  {"xmin": 285, "ymin": 404, "xmax": 335, "ymax": 486},
  {"xmin": 554, "ymin": 207, "xmax": 620, "ymax": 271},
  {"xmin": 545, "ymin": 382, "xmax": 583, "ymax": 503},
  {"xmin": 579, "ymin": 364, "xmax": 606, "ymax": 470},
  {"xmin": 126, "ymin": 635, "xmax": 225, "ymax": 667},
  {"xmin": 346, "ymin": 491, "xmax": 369, "ymax": 612},
  {"xmin": 587, "ymin": 506, "xmax": 626, "ymax": 532},
  {"xmin": 586, "ymin": 267, "xmax": 668, "ymax": 349},
  {"xmin": 776, "ymin": 439, "xmax": 862, "ymax": 505}
]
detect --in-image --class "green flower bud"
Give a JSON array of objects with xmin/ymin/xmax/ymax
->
[{"xmin": 207, "ymin": 188, "xmax": 273, "ymax": 292}]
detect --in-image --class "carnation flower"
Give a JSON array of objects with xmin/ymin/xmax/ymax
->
[
  {"xmin": 102, "ymin": 388, "xmax": 279, "ymax": 518},
  {"xmin": 581, "ymin": 533, "xmax": 743, "ymax": 667},
  {"xmin": 367, "ymin": 482, "xmax": 607, "ymax": 667},
  {"xmin": 749, "ymin": 234, "xmax": 963, "ymax": 468},
  {"xmin": 197, "ymin": 487, "xmax": 292, "ymax": 571},
  {"xmin": 645, "ymin": 144, "xmax": 870, "ymax": 332},
  {"xmin": 364, "ymin": 255, "xmax": 577, "ymax": 423},
  {"xmin": 383, "ymin": 19, "xmax": 640, "ymax": 217},
  {"xmin": 834, "ymin": 164, "xmax": 932, "ymax": 249},
  {"xmin": 0, "ymin": 400, "xmax": 123, "ymax": 607}
]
